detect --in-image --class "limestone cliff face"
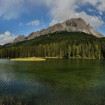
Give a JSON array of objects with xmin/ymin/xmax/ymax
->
[{"xmin": 27, "ymin": 18, "xmax": 103, "ymax": 40}]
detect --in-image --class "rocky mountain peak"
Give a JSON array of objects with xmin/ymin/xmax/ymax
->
[
  {"xmin": 65, "ymin": 18, "xmax": 86, "ymax": 26},
  {"xmin": 13, "ymin": 18, "xmax": 103, "ymax": 43},
  {"xmin": 27, "ymin": 18, "xmax": 103, "ymax": 40},
  {"xmin": 13, "ymin": 35, "xmax": 26, "ymax": 43}
]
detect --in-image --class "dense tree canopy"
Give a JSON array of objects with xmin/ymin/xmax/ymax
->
[{"xmin": 0, "ymin": 32, "xmax": 105, "ymax": 59}]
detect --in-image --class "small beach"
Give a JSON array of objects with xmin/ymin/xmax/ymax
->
[{"xmin": 11, "ymin": 57, "xmax": 46, "ymax": 61}]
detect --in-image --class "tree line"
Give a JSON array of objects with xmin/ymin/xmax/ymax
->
[{"xmin": 0, "ymin": 32, "xmax": 105, "ymax": 59}]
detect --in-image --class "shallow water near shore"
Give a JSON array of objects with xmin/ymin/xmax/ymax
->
[{"xmin": 0, "ymin": 59, "xmax": 105, "ymax": 105}]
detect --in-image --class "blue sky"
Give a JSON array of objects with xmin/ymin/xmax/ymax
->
[{"xmin": 0, "ymin": 0, "xmax": 105, "ymax": 45}]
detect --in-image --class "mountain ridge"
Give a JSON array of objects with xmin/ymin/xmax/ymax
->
[
  {"xmin": 13, "ymin": 35, "xmax": 27, "ymax": 43},
  {"xmin": 14, "ymin": 18, "xmax": 103, "ymax": 43}
]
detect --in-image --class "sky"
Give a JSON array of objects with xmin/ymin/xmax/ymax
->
[{"xmin": 0, "ymin": 0, "xmax": 105, "ymax": 45}]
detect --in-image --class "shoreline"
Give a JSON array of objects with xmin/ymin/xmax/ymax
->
[
  {"xmin": 6, "ymin": 56, "xmax": 104, "ymax": 61},
  {"xmin": 11, "ymin": 57, "xmax": 46, "ymax": 61}
]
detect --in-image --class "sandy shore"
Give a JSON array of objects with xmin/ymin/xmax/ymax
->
[{"xmin": 11, "ymin": 57, "xmax": 46, "ymax": 61}]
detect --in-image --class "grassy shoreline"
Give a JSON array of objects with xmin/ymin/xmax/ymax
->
[{"xmin": 11, "ymin": 57, "xmax": 46, "ymax": 61}]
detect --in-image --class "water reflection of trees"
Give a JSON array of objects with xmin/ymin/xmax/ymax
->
[{"xmin": 0, "ymin": 96, "xmax": 26, "ymax": 105}]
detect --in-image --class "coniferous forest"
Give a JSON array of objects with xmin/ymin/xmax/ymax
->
[{"xmin": 0, "ymin": 32, "xmax": 105, "ymax": 59}]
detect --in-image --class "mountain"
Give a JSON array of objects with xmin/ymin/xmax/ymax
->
[
  {"xmin": 27, "ymin": 18, "xmax": 103, "ymax": 40},
  {"xmin": 13, "ymin": 18, "xmax": 103, "ymax": 43},
  {"xmin": 0, "ymin": 18, "xmax": 105, "ymax": 59},
  {"xmin": 13, "ymin": 35, "xmax": 26, "ymax": 43}
]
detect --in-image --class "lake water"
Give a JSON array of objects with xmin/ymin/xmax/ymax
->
[{"xmin": 0, "ymin": 59, "xmax": 105, "ymax": 105}]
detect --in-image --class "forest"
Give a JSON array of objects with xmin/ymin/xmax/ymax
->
[{"xmin": 0, "ymin": 32, "xmax": 105, "ymax": 59}]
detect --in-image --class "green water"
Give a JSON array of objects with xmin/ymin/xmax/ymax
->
[{"xmin": 0, "ymin": 59, "xmax": 105, "ymax": 105}]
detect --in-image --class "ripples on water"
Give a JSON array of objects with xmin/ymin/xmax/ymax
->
[{"xmin": 0, "ymin": 59, "xmax": 105, "ymax": 105}]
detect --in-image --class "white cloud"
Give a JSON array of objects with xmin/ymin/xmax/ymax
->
[
  {"xmin": 26, "ymin": 20, "xmax": 40, "ymax": 26},
  {"xmin": 19, "ymin": 23, "xmax": 23, "ymax": 26},
  {"xmin": 42, "ymin": 0, "xmax": 104, "ymax": 27},
  {"xmin": 0, "ymin": 0, "xmax": 42, "ymax": 20},
  {"xmin": 81, "ymin": 0, "xmax": 105, "ymax": 12},
  {"xmin": 19, "ymin": 20, "xmax": 41, "ymax": 26},
  {"xmin": 49, "ymin": 20, "xmax": 60, "ymax": 26},
  {"xmin": 75, "ymin": 12, "xmax": 104, "ymax": 27},
  {"xmin": 44, "ymin": 0, "xmax": 77, "ymax": 22},
  {"xmin": 0, "ymin": 31, "xmax": 16, "ymax": 45},
  {"xmin": 0, "ymin": 0, "xmax": 25, "ymax": 20},
  {"xmin": 0, "ymin": 0, "xmax": 104, "ymax": 27},
  {"xmin": 97, "ymin": 0, "xmax": 105, "ymax": 12},
  {"xmin": 81, "ymin": 0, "xmax": 98, "ymax": 5}
]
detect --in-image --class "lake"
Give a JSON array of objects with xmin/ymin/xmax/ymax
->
[{"xmin": 0, "ymin": 59, "xmax": 105, "ymax": 105}]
